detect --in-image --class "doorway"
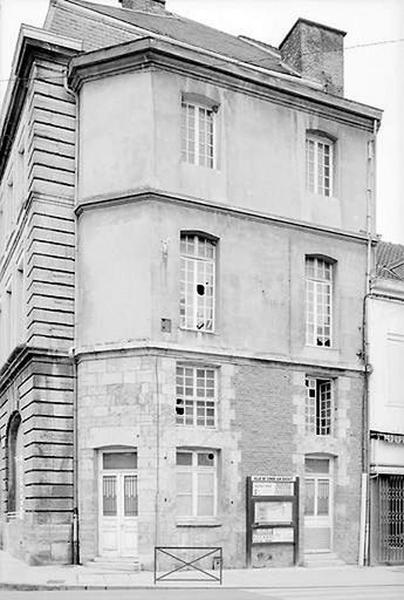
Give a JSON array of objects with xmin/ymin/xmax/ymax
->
[{"xmin": 98, "ymin": 449, "xmax": 138, "ymax": 558}]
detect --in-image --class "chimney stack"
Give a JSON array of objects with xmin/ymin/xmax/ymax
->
[
  {"xmin": 118, "ymin": 0, "xmax": 166, "ymax": 11},
  {"xmin": 279, "ymin": 18, "xmax": 346, "ymax": 96}
]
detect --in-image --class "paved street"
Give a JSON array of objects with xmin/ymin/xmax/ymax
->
[{"xmin": 1, "ymin": 585, "xmax": 404, "ymax": 600}]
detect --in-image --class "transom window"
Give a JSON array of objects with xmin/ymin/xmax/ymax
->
[
  {"xmin": 305, "ymin": 378, "xmax": 333, "ymax": 435},
  {"xmin": 176, "ymin": 450, "xmax": 217, "ymax": 518},
  {"xmin": 181, "ymin": 102, "xmax": 215, "ymax": 168},
  {"xmin": 176, "ymin": 365, "xmax": 216, "ymax": 427},
  {"xmin": 305, "ymin": 257, "xmax": 333, "ymax": 347},
  {"xmin": 306, "ymin": 135, "xmax": 333, "ymax": 197},
  {"xmin": 180, "ymin": 234, "xmax": 216, "ymax": 332}
]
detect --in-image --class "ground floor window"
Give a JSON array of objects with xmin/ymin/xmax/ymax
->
[
  {"xmin": 304, "ymin": 457, "xmax": 330, "ymax": 516},
  {"xmin": 176, "ymin": 449, "xmax": 217, "ymax": 518}
]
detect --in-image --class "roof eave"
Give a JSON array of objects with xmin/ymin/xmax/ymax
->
[{"xmin": 68, "ymin": 36, "xmax": 383, "ymax": 125}]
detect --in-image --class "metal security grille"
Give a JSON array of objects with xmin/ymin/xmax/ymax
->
[{"xmin": 379, "ymin": 475, "xmax": 404, "ymax": 563}]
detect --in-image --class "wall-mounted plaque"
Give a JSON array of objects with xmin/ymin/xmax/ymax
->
[
  {"xmin": 252, "ymin": 481, "xmax": 294, "ymax": 496},
  {"xmin": 254, "ymin": 501, "xmax": 293, "ymax": 524}
]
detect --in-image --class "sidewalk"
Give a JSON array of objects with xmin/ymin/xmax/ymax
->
[{"xmin": 1, "ymin": 550, "xmax": 404, "ymax": 590}]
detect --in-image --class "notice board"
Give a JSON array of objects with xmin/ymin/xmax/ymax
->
[{"xmin": 246, "ymin": 475, "xmax": 299, "ymax": 567}]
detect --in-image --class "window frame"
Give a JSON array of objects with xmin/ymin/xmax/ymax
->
[
  {"xmin": 305, "ymin": 256, "xmax": 333, "ymax": 348},
  {"xmin": 175, "ymin": 449, "xmax": 218, "ymax": 519},
  {"xmin": 181, "ymin": 101, "xmax": 217, "ymax": 169},
  {"xmin": 304, "ymin": 457, "xmax": 331, "ymax": 517},
  {"xmin": 306, "ymin": 134, "xmax": 334, "ymax": 197},
  {"xmin": 175, "ymin": 364, "xmax": 217, "ymax": 428},
  {"xmin": 305, "ymin": 377, "xmax": 333, "ymax": 436},
  {"xmin": 180, "ymin": 233, "xmax": 217, "ymax": 333}
]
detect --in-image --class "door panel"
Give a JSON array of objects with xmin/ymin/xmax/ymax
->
[{"xmin": 100, "ymin": 475, "xmax": 119, "ymax": 555}]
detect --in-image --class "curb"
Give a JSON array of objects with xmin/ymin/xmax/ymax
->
[{"xmin": 2, "ymin": 582, "xmax": 404, "ymax": 591}]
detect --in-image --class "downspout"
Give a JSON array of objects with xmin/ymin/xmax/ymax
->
[
  {"xmin": 64, "ymin": 69, "xmax": 80, "ymax": 565},
  {"xmin": 154, "ymin": 355, "xmax": 161, "ymax": 548},
  {"xmin": 359, "ymin": 118, "xmax": 377, "ymax": 566}
]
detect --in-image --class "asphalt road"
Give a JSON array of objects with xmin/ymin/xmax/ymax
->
[{"xmin": 1, "ymin": 586, "xmax": 404, "ymax": 600}]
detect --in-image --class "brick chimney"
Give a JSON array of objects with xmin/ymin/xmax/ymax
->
[
  {"xmin": 279, "ymin": 18, "xmax": 346, "ymax": 96},
  {"xmin": 118, "ymin": 0, "xmax": 166, "ymax": 11}
]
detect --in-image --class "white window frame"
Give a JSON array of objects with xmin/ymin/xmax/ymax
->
[
  {"xmin": 180, "ymin": 233, "xmax": 216, "ymax": 332},
  {"xmin": 181, "ymin": 101, "xmax": 216, "ymax": 168},
  {"xmin": 306, "ymin": 135, "xmax": 334, "ymax": 197},
  {"xmin": 176, "ymin": 364, "xmax": 217, "ymax": 427},
  {"xmin": 176, "ymin": 449, "xmax": 217, "ymax": 519},
  {"xmin": 305, "ymin": 377, "xmax": 333, "ymax": 436},
  {"xmin": 305, "ymin": 257, "xmax": 333, "ymax": 347},
  {"xmin": 304, "ymin": 457, "xmax": 332, "ymax": 517}
]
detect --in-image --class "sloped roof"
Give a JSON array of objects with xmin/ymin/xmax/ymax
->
[
  {"xmin": 57, "ymin": 0, "xmax": 297, "ymax": 75},
  {"xmin": 376, "ymin": 241, "xmax": 404, "ymax": 281}
]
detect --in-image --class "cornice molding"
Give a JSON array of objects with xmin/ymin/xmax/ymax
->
[
  {"xmin": 73, "ymin": 341, "xmax": 364, "ymax": 375},
  {"xmin": 75, "ymin": 188, "xmax": 376, "ymax": 245},
  {"xmin": 0, "ymin": 345, "xmax": 71, "ymax": 395},
  {"xmin": 68, "ymin": 37, "xmax": 382, "ymax": 131}
]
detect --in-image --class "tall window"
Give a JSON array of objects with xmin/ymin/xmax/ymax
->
[
  {"xmin": 181, "ymin": 102, "xmax": 215, "ymax": 168},
  {"xmin": 176, "ymin": 450, "xmax": 217, "ymax": 518},
  {"xmin": 305, "ymin": 257, "xmax": 333, "ymax": 347},
  {"xmin": 176, "ymin": 365, "xmax": 216, "ymax": 427},
  {"xmin": 180, "ymin": 233, "xmax": 216, "ymax": 332},
  {"xmin": 305, "ymin": 378, "xmax": 333, "ymax": 435},
  {"xmin": 7, "ymin": 412, "xmax": 24, "ymax": 516},
  {"xmin": 306, "ymin": 135, "xmax": 333, "ymax": 197}
]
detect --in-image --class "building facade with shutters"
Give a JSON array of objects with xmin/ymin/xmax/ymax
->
[
  {"xmin": 0, "ymin": 0, "xmax": 382, "ymax": 567},
  {"xmin": 368, "ymin": 242, "xmax": 404, "ymax": 565}
]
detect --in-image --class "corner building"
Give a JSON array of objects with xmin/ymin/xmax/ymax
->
[{"xmin": 0, "ymin": 0, "xmax": 382, "ymax": 567}]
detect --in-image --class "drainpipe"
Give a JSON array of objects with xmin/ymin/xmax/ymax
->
[
  {"xmin": 70, "ymin": 351, "xmax": 80, "ymax": 565},
  {"xmin": 154, "ymin": 355, "xmax": 161, "ymax": 548},
  {"xmin": 64, "ymin": 68, "xmax": 80, "ymax": 565},
  {"xmin": 359, "ymin": 118, "xmax": 377, "ymax": 566}
]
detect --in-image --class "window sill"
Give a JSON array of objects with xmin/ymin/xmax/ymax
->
[
  {"xmin": 179, "ymin": 327, "xmax": 218, "ymax": 336},
  {"xmin": 176, "ymin": 518, "xmax": 222, "ymax": 528}
]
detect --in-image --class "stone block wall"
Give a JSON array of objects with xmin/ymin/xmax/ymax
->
[{"xmin": 76, "ymin": 350, "xmax": 363, "ymax": 568}]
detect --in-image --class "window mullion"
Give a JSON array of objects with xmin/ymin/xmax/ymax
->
[
  {"xmin": 193, "ymin": 257, "xmax": 198, "ymax": 329},
  {"xmin": 313, "ymin": 280, "xmax": 318, "ymax": 345},
  {"xmin": 193, "ymin": 456, "xmax": 198, "ymax": 517},
  {"xmin": 193, "ymin": 369, "xmax": 197, "ymax": 426},
  {"xmin": 313, "ymin": 142, "xmax": 317, "ymax": 194},
  {"xmin": 194, "ymin": 108, "xmax": 199, "ymax": 165},
  {"xmin": 314, "ymin": 478, "xmax": 318, "ymax": 516}
]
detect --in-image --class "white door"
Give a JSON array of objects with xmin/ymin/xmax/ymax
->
[
  {"xmin": 99, "ymin": 451, "xmax": 138, "ymax": 558},
  {"xmin": 304, "ymin": 457, "xmax": 333, "ymax": 552}
]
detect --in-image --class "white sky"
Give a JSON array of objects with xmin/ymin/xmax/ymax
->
[{"xmin": 0, "ymin": 0, "xmax": 403, "ymax": 243}]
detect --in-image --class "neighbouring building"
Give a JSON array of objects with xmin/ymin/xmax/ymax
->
[
  {"xmin": 0, "ymin": 0, "xmax": 382, "ymax": 568},
  {"xmin": 368, "ymin": 242, "xmax": 404, "ymax": 565}
]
